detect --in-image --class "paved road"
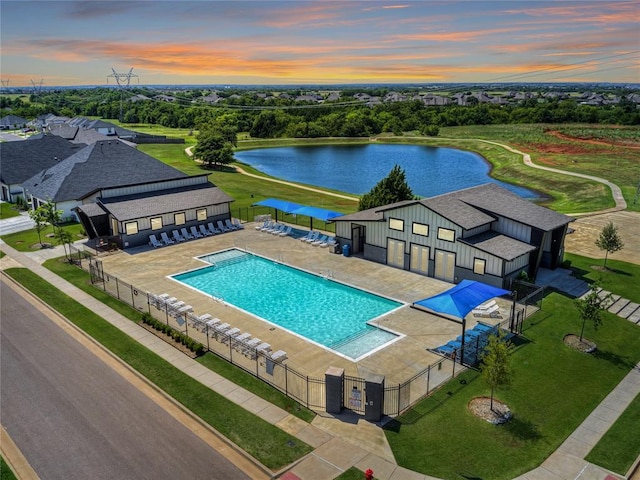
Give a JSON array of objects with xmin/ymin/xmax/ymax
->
[{"xmin": 0, "ymin": 278, "xmax": 250, "ymax": 480}]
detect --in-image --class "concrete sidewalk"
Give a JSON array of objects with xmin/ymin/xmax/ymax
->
[{"xmin": 1, "ymin": 242, "xmax": 639, "ymax": 480}]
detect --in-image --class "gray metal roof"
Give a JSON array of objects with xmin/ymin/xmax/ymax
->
[
  {"xmin": 433, "ymin": 183, "xmax": 572, "ymax": 231},
  {"xmin": 0, "ymin": 135, "xmax": 86, "ymax": 184},
  {"xmin": 421, "ymin": 195, "xmax": 495, "ymax": 230},
  {"xmin": 99, "ymin": 183, "xmax": 234, "ymax": 221},
  {"xmin": 21, "ymin": 140, "xmax": 187, "ymax": 202},
  {"xmin": 459, "ymin": 230, "xmax": 537, "ymax": 261}
]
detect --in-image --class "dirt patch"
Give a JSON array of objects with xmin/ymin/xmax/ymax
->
[
  {"xmin": 468, "ymin": 396, "xmax": 512, "ymax": 424},
  {"xmin": 563, "ymin": 334, "xmax": 597, "ymax": 353},
  {"xmin": 529, "ymin": 142, "xmax": 591, "ymax": 155},
  {"xmin": 138, "ymin": 322, "xmax": 200, "ymax": 358},
  {"xmin": 546, "ymin": 130, "xmax": 640, "ymax": 149},
  {"xmin": 30, "ymin": 242, "xmax": 53, "ymax": 250}
]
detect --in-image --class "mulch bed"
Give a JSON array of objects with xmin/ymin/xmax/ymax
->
[
  {"xmin": 138, "ymin": 321, "xmax": 200, "ymax": 358},
  {"xmin": 468, "ymin": 396, "xmax": 512, "ymax": 424},
  {"xmin": 564, "ymin": 334, "xmax": 597, "ymax": 353}
]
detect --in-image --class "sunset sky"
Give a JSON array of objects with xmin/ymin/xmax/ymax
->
[{"xmin": 1, "ymin": 0, "xmax": 638, "ymax": 86}]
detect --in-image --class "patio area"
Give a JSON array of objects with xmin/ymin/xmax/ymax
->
[{"xmin": 96, "ymin": 221, "xmax": 510, "ymax": 385}]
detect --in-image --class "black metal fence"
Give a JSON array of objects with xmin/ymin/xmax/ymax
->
[
  {"xmin": 71, "ymin": 248, "xmax": 477, "ymax": 417},
  {"xmin": 231, "ymin": 206, "xmax": 336, "ymax": 233}
]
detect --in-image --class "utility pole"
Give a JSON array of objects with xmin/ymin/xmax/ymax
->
[
  {"xmin": 30, "ymin": 79, "xmax": 44, "ymax": 97},
  {"xmin": 107, "ymin": 67, "xmax": 138, "ymax": 122},
  {"xmin": 1, "ymin": 79, "xmax": 9, "ymax": 89}
]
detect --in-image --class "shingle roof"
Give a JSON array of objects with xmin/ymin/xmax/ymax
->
[
  {"xmin": 437, "ymin": 183, "xmax": 572, "ymax": 231},
  {"xmin": 0, "ymin": 135, "xmax": 85, "ymax": 184},
  {"xmin": 421, "ymin": 195, "xmax": 495, "ymax": 230},
  {"xmin": 97, "ymin": 183, "xmax": 234, "ymax": 221},
  {"xmin": 21, "ymin": 140, "xmax": 187, "ymax": 202},
  {"xmin": 459, "ymin": 230, "xmax": 536, "ymax": 261}
]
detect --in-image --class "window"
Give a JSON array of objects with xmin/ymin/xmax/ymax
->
[
  {"xmin": 437, "ymin": 227, "xmax": 455, "ymax": 242},
  {"xmin": 150, "ymin": 217, "xmax": 163, "ymax": 230},
  {"xmin": 412, "ymin": 222, "xmax": 429, "ymax": 236},
  {"xmin": 174, "ymin": 212, "xmax": 186, "ymax": 226},
  {"xmin": 389, "ymin": 218, "xmax": 404, "ymax": 231},
  {"xmin": 196, "ymin": 208, "xmax": 207, "ymax": 221},
  {"xmin": 124, "ymin": 221, "xmax": 138, "ymax": 235},
  {"xmin": 474, "ymin": 258, "xmax": 486, "ymax": 275}
]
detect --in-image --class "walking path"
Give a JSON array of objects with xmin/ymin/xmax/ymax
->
[{"xmin": 1, "ymin": 241, "xmax": 639, "ymax": 479}]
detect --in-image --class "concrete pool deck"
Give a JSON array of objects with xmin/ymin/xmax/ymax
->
[{"xmin": 95, "ymin": 222, "xmax": 509, "ymax": 384}]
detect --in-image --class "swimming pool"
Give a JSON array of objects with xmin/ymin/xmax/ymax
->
[{"xmin": 171, "ymin": 249, "xmax": 403, "ymax": 359}]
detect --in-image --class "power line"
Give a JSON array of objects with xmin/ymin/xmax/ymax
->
[{"xmin": 107, "ymin": 67, "xmax": 139, "ymax": 121}]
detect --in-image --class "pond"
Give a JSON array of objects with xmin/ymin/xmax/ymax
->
[{"xmin": 234, "ymin": 144, "xmax": 539, "ymax": 198}]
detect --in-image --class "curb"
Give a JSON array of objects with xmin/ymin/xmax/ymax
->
[{"xmin": 1, "ymin": 271, "xmax": 274, "ymax": 480}]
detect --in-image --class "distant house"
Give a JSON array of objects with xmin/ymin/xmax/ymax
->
[
  {"xmin": 332, "ymin": 184, "xmax": 573, "ymax": 288},
  {"xmin": 128, "ymin": 94, "xmax": 151, "ymax": 102},
  {"xmin": 0, "ymin": 134, "xmax": 85, "ymax": 202},
  {"xmin": 0, "ymin": 114, "xmax": 28, "ymax": 130}
]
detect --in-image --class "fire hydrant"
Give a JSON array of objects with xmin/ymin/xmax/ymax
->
[{"xmin": 365, "ymin": 468, "xmax": 374, "ymax": 480}]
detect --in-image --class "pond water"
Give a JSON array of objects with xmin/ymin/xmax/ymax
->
[{"xmin": 234, "ymin": 144, "xmax": 539, "ymax": 198}]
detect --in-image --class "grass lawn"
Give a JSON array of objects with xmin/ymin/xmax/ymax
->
[
  {"xmin": 0, "ymin": 222, "xmax": 86, "ymax": 252},
  {"xmin": 4, "ymin": 267, "xmax": 312, "ymax": 469},
  {"xmin": 42, "ymin": 257, "xmax": 316, "ymax": 423},
  {"xmin": 384, "ymin": 292, "xmax": 640, "ymax": 480},
  {"xmin": 0, "ymin": 202, "xmax": 22, "ymax": 219},
  {"xmin": 586, "ymin": 392, "xmax": 640, "ymax": 475},
  {"xmin": 1, "ymin": 457, "xmax": 17, "ymax": 480},
  {"xmin": 564, "ymin": 253, "xmax": 640, "ymax": 304}
]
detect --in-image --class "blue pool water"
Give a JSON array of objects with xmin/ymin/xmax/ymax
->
[{"xmin": 171, "ymin": 249, "xmax": 402, "ymax": 359}]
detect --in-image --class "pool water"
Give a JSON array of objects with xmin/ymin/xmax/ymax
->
[{"xmin": 171, "ymin": 249, "xmax": 402, "ymax": 359}]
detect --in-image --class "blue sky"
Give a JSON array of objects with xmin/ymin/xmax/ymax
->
[{"xmin": 1, "ymin": 0, "xmax": 638, "ymax": 86}]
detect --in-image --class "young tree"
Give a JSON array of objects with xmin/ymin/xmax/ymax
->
[
  {"xmin": 595, "ymin": 222, "xmax": 624, "ymax": 268},
  {"xmin": 28, "ymin": 205, "xmax": 48, "ymax": 247},
  {"xmin": 41, "ymin": 200, "xmax": 63, "ymax": 233},
  {"xmin": 54, "ymin": 228, "xmax": 73, "ymax": 262},
  {"xmin": 575, "ymin": 283, "xmax": 610, "ymax": 342},
  {"xmin": 358, "ymin": 164, "xmax": 415, "ymax": 211},
  {"xmin": 193, "ymin": 131, "xmax": 234, "ymax": 169},
  {"xmin": 480, "ymin": 330, "xmax": 513, "ymax": 412}
]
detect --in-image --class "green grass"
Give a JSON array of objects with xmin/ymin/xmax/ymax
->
[
  {"xmin": 384, "ymin": 292, "xmax": 640, "ymax": 480},
  {"xmin": 0, "ymin": 222, "xmax": 86, "ymax": 252},
  {"xmin": 335, "ymin": 467, "xmax": 371, "ymax": 479},
  {"xmin": 1, "ymin": 457, "xmax": 17, "ymax": 480},
  {"xmin": 586, "ymin": 392, "xmax": 640, "ymax": 475},
  {"xmin": 42, "ymin": 257, "xmax": 316, "ymax": 423},
  {"xmin": 0, "ymin": 202, "xmax": 21, "ymax": 219},
  {"xmin": 563, "ymin": 253, "xmax": 640, "ymax": 304},
  {"xmin": 4, "ymin": 268, "xmax": 312, "ymax": 469}
]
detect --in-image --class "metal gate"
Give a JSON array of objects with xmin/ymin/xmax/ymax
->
[{"xmin": 89, "ymin": 258, "xmax": 104, "ymax": 284}]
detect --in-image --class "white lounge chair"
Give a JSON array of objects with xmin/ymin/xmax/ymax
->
[
  {"xmin": 269, "ymin": 224, "xmax": 285, "ymax": 235},
  {"xmin": 312, "ymin": 234, "xmax": 328, "ymax": 246},
  {"xmin": 305, "ymin": 231, "xmax": 320, "ymax": 243},
  {"xmin": 149, "ymin": 234, "xmax": 163, "ymax": 248},
  {"xmin": 270, "ymin": 350, "xmax": 287, "ymax": 362},
  {"xmin": 299, "ymin": 231, "xmax": 313, "ymax": 241},
  {"xmin": 325, "ymin": 236, "xmax": 337, "ymax": 248},
  {"xmin": 172, "ymin": 230, "xmax": 185, "ymax": 243},
  {"xmin": 255, "ymin": 220, "xmax": 269, "ymax": 231},
  {"xmin": 207, "ymin": 222, "xmax": 221, "ymax": 235},
  {"xmin": 160, "ymin": 232, "xmax": 175, "ymax": 245},
  {"xmin": 190, "ymin": 225, "xmax": 203, "ymax": 238},
  {"xmin": 472, "ymin": 301, "xmax": 501, "ymax": 318},
  {"xmin": 180, "ymin": 227, "xmax": 194, "ymax": 240},
  {"xmin": 259, "ymin": 220, "xmax": 274, "ymax": 232},
  {"xmin": 199, "ymin": 224, "xmax": 212, "ymax": 237},
  {"xmin": 279, "ymin": 226, "xmax": 292, "ymax": 237}
]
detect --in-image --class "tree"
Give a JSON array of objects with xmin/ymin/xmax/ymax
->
[
  {"xmin": 480, "ymin": 330, "xmax": 513, "ymax": 412},
  {"xmin": 41, "ymin": 200, "xmax": 63, "ymax": 233},
  {"xmin": 574, "ymin": 283, "xmax": 610, "ymax": 342},
  {"xmin": 193, "ymin": 131, "xmax": 234, "ymax": 169},
  {"xmin": 28, "ymin": 205, "xmax": 48, "ymax": 247},
  {"xmin": 55, "ymin": 228, "xmax": 74, "ymax": 262},
  {"xmin": 595, "ymin": 221, "xmax": 624, "ymax": 268},
  {"xmin": 358, "ymin": 165, "xmax": 414, "ymax": 211}
]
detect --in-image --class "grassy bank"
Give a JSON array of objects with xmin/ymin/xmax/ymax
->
[
  {"xmin": 4, "ymin": 267, "xmax": 312, "ymax": 469},
  {"xmin": 384, "ymin": 292, "xmax": 640, "ymax": 479},
  {"xmin": 0, "ymin": 222, "xmax": 86, "ymax": 252}
]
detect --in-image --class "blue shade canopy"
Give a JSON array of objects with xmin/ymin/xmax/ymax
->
[
  {"xmin": 252, "ymin": 198, "xmax": 303, "ymax": 213},
  {"xmin": 290, "ymin": 205, "xmax": 343, "ymax": 222},
  {"xmin": 413, "ymin": 280, "xmax": 510, "ymax": 319}
]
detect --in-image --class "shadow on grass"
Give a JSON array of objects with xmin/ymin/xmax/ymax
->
[
  {"xmin": 593, "ymin": 349, "xmax": 637, "ymax": 370},
  {"xmin": 503, "ymin": 415, "xmax": 542, "ymax": 442}
]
